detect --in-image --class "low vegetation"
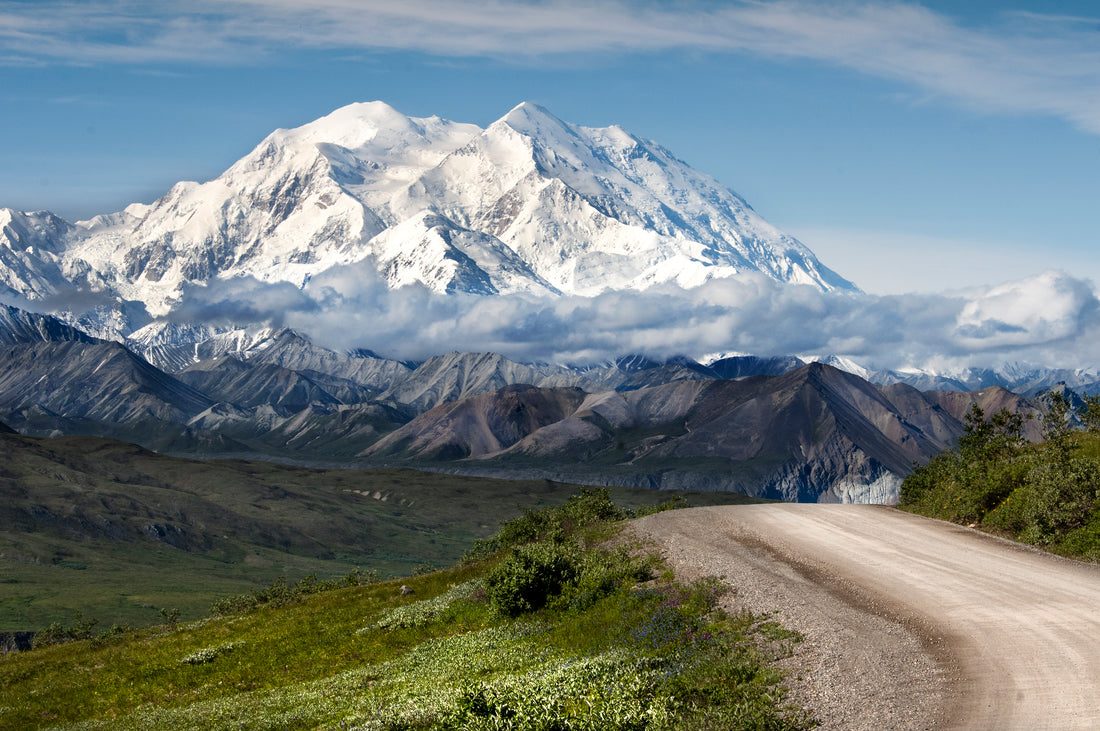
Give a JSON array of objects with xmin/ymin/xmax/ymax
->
[
  {"xmin": 0, "ymin": 488, "xmax": 812, "ymax": 730},
  {"xmin": 900, "ymin": 393, "xmax": 1100, "ymax": 559},
  {"xmin": 0, "ymin": 430, "xmax": 763, "ymax": 630}
]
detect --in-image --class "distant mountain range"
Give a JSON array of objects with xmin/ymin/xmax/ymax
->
[
  {"xmin": 0, "ymin": 102, "xmax": 1092, "ymax": 502},
  {"xmin": 0, "ymin": 302, "xmax": 1069, "ymax": 503}
]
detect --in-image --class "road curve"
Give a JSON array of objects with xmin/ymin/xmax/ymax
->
[{"xmin": 632, "ymin": 504, "xmax": 1100, "ymax": 730}]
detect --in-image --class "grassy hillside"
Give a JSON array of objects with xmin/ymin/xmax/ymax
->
[
  {"xmin": 0, "ymin": 491, "xmax": 812, "ymax": 730},
  {"xmin": 899, "ymin": 398, "xmax": 1100, "ymax": 559},
  {"xmin": 0, "ymin": 431, "xmax": 763, "ymax": 631}
]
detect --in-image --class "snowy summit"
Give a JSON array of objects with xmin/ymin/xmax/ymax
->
[{"xmin": 0, "ymin": 101, "xmax": 855, "ymax": 338}]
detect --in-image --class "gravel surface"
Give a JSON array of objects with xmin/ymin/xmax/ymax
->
[{"xmin": 632, "ymin": 504, "xmax": 1100, "ymax": 730}]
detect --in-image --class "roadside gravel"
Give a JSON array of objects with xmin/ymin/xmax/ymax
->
[
  {"xmin": 631, "ymin": 506, "xmax": 957, "ymax": 729},
  {"xmin": 636, "ymin": 503, "xmax": 1100, "ymax": 729}
]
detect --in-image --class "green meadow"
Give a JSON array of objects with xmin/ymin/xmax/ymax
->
[{"xmin": 0, "ymin": 490, "xmax": 812, "ymax": 730}]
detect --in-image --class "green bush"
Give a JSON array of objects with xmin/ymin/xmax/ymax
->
[
  {"xmin": 467, "ymin": 487, "xmax": 629, "ymax": 565},
  {"xmin": 901, "ymin": 401, "xmax": 1100, "ymax": 558},
  {"xmin": 634, "ymin": 494, "xmax": 689, "ymax": 518},
  {"xmin": 31, "ymin": 611, "xmax": 99, "ymax": 649},
  {"xmin": 486, "ymin": 541, "xmax": 582, "ymax": 617},
  {"xmin": 210, "ymin": 568, "xmax": 378, "ymax": 616},
  {"xmin": 1019, "ymin": 457, "xmax": 1100, "ymax": 544},
  {"xmin": 562, "ymin": 545, "xmax": 658, "ymax": 612}
]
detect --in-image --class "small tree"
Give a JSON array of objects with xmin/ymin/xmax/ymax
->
[
  {"xmin": 1043, "ymin": 391, "xmax": 1074, "ymax": 463},
  {"xmin": 958, "ymin": 404, "xmax": 1024, "ymax": 461},
  {"xmin": 1079, "ymin": 393, "xmax": 1100, "ymax": 433},
  {"xmin": 944, "ymin": 404, "xmax": 1027, "ymax": 523},
  {"xmin": 160, "ymin": 607, "xmax": 181, "ymax": 628}
]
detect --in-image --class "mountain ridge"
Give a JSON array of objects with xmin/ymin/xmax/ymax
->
[
  {"xmin": 0, "ymin": 100, "xmax": 855, "ymax": 342},
  {"xmin": 0, "ymin": 303, "xmax": 1062, "ymax": 502}
]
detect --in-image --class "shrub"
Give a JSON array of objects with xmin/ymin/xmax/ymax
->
[
  {"xmin": 486, "ymin": 541, "xmax": 581, "ymax": 617},
  {"xmin": 1020, "ymin": 457, "xmax": 1100, "ymax": 544},
  {"xmin": 210, "ymin": 568, "xmax": 378, "ymax": 617},
  {"xmin": 160, "ymin": 607, "xmax": 181, "ymax": 627},
  {"xmin": 901, "ymin": 401, "xmax": 1100, "ymax": 558},
  {"xmin": 561, "ymin": 545, "xmax": 658, "ymax": 612},
  {"xmin": 635, "ymin": 494, "xmax": 689, "ymax": 518},
  {"xmin": 1081, "ymin": 393, "xmax": 1100, "ymax": 432},
  {"xmin": 470, "ymin": 488, "xmax": 628, "ymax": 564},
  {"xmin": 89, "ymin": 623, "xmax": 137, "ymax": 648},
  {"xmin": 31, "ymin": 612, "xmax": 99, "ymax": 649}
]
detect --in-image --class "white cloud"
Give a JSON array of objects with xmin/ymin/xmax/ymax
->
[
  {"xmin": 160, "ymin": 263, "xmax": 1100, "ymax": 371},
  {"xmin": 954, "ymin": 271, "xmax": 1099, "ymax": 349},
  {"xmin": 4, "ymin": 1, "xmax": 1100, "ymax": 134}
]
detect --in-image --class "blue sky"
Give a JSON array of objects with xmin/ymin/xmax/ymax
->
[{"xmin": 1, "ymin": 0, "xmax": 1098, "ymax": 296}]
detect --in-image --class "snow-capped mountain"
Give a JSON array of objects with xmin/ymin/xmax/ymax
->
[
  {"xmin": 0, "ymin": 209, "xmax": 72, "ymax": 298},
  {"xmin": 0, "ymin": 101, "xmax": 855, "ymax": 338},
  {"xmin": 800, "ymin": 354, "xmax": 1100, "ymax": 397}
]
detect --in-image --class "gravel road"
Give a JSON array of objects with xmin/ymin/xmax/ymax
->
[{"xmin": 632, "ymin": 504, "xmax": 1100, "ymax": 730}]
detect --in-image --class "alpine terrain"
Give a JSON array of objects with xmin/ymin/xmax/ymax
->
[
  {"xmin": 0, "ymin": 100, "xmax": 854, "ymax": 340},
  {"xmin": 0, "ymin": 101, "xmax": 1071, "ymax": 503}
]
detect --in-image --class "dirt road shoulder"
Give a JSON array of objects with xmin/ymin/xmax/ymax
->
[{"xmin": 632, "ymin": 505, "xmax": 956, "ymax": 730}]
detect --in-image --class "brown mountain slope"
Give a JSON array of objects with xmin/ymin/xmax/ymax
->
[
  {"xmin": 363, "ymin": 364, "xmax": 1009, "ymax": 502},
  {"xmin": 365, "ymin": 384, "xmax": 588, "ymax": 460},
  {"xmin": 924, "ymin": 386, "xmax": 1045, "ymax": 442}
]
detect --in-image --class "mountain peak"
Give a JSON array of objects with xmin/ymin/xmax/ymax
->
[
  {"xmin": 281, "ymin": 100, "xmax": 414, "ymax": 147},
  {"xmin": 496, "ymin": 101, "xmax": 575, "ymax": 142},
  {"xmin": 1, "ymin": 100, "xmax": 858, "ymax": 342},
  {"xmin": 503, "ymin": 100, "xmax": 557, "ymax": 120}
]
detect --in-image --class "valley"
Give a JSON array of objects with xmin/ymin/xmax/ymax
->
[{"xmin": 0, "ymin": 426, "xmax": 758, "ymax": 631}]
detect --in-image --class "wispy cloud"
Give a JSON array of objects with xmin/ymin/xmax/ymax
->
[{"xmin": 3, "ymin": 1, "xmax": 1099, "ymax": 133}]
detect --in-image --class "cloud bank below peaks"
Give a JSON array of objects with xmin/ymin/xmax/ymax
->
[{"xmin": 164, "ymin": 262, "xmax": 1100, "ymax": 371}]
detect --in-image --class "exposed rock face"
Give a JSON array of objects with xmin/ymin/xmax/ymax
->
[
  {"xmin": 367, "ymin": 384, "xmax": 589, "ymax": 461},
  {"xmin": 378, "ymin": 353, "xmax": 575, "ymax": 413},
  {"xmin": 0, "ymin": 341, "xmax": 212, "ymax": 426},
  {"xmin": 177, "ymin": 356, "xmax": 344, "ymax": 415},
  {"xmin": 362, "ymin": 363, "xmax": 1029, "ymax": 503},
  {"xmin": 923, "ymin": 386, "xmax": 1046, "ymax": 442},
  {"xmin": 0, "ymin": 304, "xmax": 99, "ymax": 345}
]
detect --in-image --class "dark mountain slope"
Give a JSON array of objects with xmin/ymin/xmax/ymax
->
[
  {"xmin": 0, "ymin": 341, "xmax": 234, "ymax": 454},
  {"xmin": 378, "ymin": 352, "xmax": 568, "ymax": 412},
  {"xmin": 363, "ymin": 364, "xmax": 1000, "ymax": 502},
  {"xmin": 177, "ymin": 355, "xmax": 342, "ymax": 414},
  {"xmin": 707, "ymin": 355, "xmax": 805, "ymax": 380},
  {"xmin": 243, "ymin": 329, "xmax": 412, "ymax": 392},
  {"xmin": 924, "ymin": 386, "xmax": 1044, "ymax": 442},
  {"xmin": 0, "ymin": 304, "xmax": 98, "ymax": 345},
  {"xmin": 366, "ymin": 384, "xmax": 589, "ymax": 461},
  {"xmin": 0, "ymin": 341, "xmax": 212, "ymax": 425}
]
